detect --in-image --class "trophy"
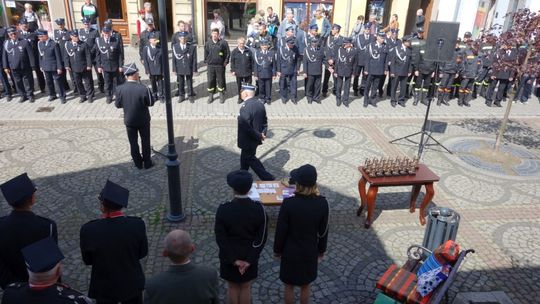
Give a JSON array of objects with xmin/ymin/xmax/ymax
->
[{"xmin": 363, "ymin": 156, "xmax": 420, "ymax": 177}]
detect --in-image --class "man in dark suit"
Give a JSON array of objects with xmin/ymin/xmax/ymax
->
[
  {"xmin": 3, "ymin": 27, "xmax": 36, "ymax": 103},
  {"xmin": 144, "ymin": 230, "xmax": 219, "ymax": 304},
  {"xmin": 53, "ymin": 18, "xmax": 74, "ymax": 93},
  {"xmin": 172, "ymin": 31, "xmax": 198, "ymax": 103},
  {"xmin": 138, "ymin": 18, "xmax": 160, "ymax": 62},
  {"xmin": 97, "ymin": 26, "xmax": 125, "ymax": 103},
  {"xmin": 237, "ymin": 83, "xmax": 274, "ymax": 181},
  {"xmin": 486, "ymin": 42, "xmax": 517, "ymax": 107},
  {"xmin": 364, "ymin": 31, "xmax": 388, "ymax": 107},
  {"xmin": 79, "ymin": 180, "xmax": 148, "ymax": 304},
  {"xmin": 37, "ymin": 30, "xmax": 66, "ymax": 103},
  {"xmin": 230, "ymin": 37, "xmax": 254, "ymax": 103},
  {"xmin": 389, "ymin": 35, "xmax": 413, "ymax": 107},
  {"xmin": 277, "ymin": 36, "xmax": 300, "ymax": 104},
  {"xmin": 78, "ymin": 17, "xmax": 103, "ymax": 93},
  {"xmin": 0, "ymin": 173, "xmax": 58, "ymax": 289},
  {"xmin": 253, "ymin": 39, "xmax": 276, "ymax": 104},
  {"xmin": 64, "ymin": 30, "xmax": 94, "ymax": 103},
  {"xmin": 115, "ymin": 63, "xmax": 155, "ymax": 169},
  {"xmin": 333, "ymin": 38, "xmax": 357, "ymax": 107},
  {"xmin": 142, "ymin": 32, "xmax": 164, "ymax": 102},
  {"xmin": 352, "ymin": 23, "xmax": 373, "ymax": 97},
  {"xmin": 2, "ymin": 238, "xmax": 91, "ymax": 304},
  {"xmin": 17, "ymin": 18, "xmax": 45, "ymax": 94},
  {"xmin": 303, "ymin": 37, "xmax": 324, "ymax": 104}
]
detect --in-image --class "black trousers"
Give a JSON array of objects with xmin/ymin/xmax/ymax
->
[
  {"xmin": 34, "ymin": 67, "xmax": 46, "ymax": 92},
  {"xmin": 207, "ymin": 65, "xmax": 226, "ymax": 93},
  {"xmin": 486, "ymin": 78, "xmax": 509, "ymax": 102},
  {"xmin": 149, "ymin": 75, "xmax": 164, "ymax": 98},
  {"xmin": 438, "ymin": 73, "xmax": 456, "ymax": 99},
  {"xmin": 352, "ymin": 65, "xmax": 366, "ymax": 94},
  {"xmin": 235, "ymin": 75, "xmax": 252, "ymax": 95},
  {"xmin": 0, "ymin": 68, "xmax": 12, "ymax": 96},
  {"xmin": 378, "ymin": 74, "xmax": 386, "ymax": 96},
  {"xmin": 177, "ymin": 74, "xmax": 194, "ymax": 96},
  {"xmin": 258, "ymin": 78, "xmax": 272, "ymax": 102},
  {"xmin": 126, "ymin": 124, "xmax": 151, "ymax": 168},
  {"xmin": 305, "ymin": 74, "xmax": 322, "ymax": 101},
  {"xmin": 74, "ymin": 70, "xmax": 94, "ymax": 98},
  {"xmin": 364, "ymin": 74, "xmax": 384, "ymax": 104},
  {"xmin": 96, "ymin": 294, "xmax": 143, "ymax": 304},
  {"xmin": 335, "ymin": 75, "xmax": 352, "ymax": 102},
  {"xmin": 322, "ymin": 67, "xmax": 336, "ymax": 95},
  {"xmin": 391, "ymin": 75, "xmax": 408, "ymax": 104},
  {"xmin": 93, "ymin": 63, "xmax": 105, "ymax": 90},
  {"xmin": 386, "ymin": 75, "xmax": 394, "ymax": 97},
  {"xmin": 103, "ymin": 71, "xmax": 123, "ymax": 97},
  {"xmin": 240, "ymin": 147, "xmax": 274, "ymax": 181},
  {"xmin": 12, "ymin": 68, "xmax": 34, "ymax": 98},
  {"xmin": 414, "ymin": 73, "xmax": 432, "ymax": 92},
  {"xmin": 43, "ymin": 70, "xmax": 66, "ymax": 98},
  {"xmin": 279, "ymin": 74, "xmax": 297, "ymax": 100}
]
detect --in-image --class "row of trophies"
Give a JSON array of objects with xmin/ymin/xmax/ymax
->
[{"xmin": 364, "ymin": 156, "xmax": 420, "ymax": 177}]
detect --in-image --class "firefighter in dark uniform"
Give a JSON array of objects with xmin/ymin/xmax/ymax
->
[
  {"xmin": 138, "ymin": 18, "xmax": 160, "ymax": 62},
  {"xmin": 204, "ymin": 28, "xmax": 230, "ymax": 104},
  {"xmin": 437, "ymin": 45, "xmax": 462, "ymax": 106},
  {"xmin": 80, "ymin": 180, "xmax": 148, "ymax": 304},
  {"xmin": 3, "ymin": 27, "xmax": 36, "ymax": 103},
  {"xmin": 231, "ymin": 36, "xmax": 254, "ymax": 103},
  {"xmin": 459, "ymin": 43, "xmax": 482, "ymax": 107},
  {"xmin": 114, "ymin": 63, "xmax": 155, "ymax": 169},
  {"xmin": 353, "ymin": 23, "xmax": 373, "ymax": 97},
  {"xmin": 64, "ymin": 30, "xmax": 94, "ymax": 103},
  {"xmin": 2, "ymin": 238, "xmax": 92, "ymax": 304},
  {"xmin": 103, "ymin": 19, "xmax": 124, "ymax": 46},
  {"xmin": 237, "ymin": 83, "xmax": 274, "ymax": 180},
  {"xmin": 17, "ymin": 18, "xmax": 45, "ymax": 94},
  {"xmin": 363, "ymin": 31, "xmax": 388, "ymax": 107},
  {"xmin": 277, "ymin": 36, "xmax": 301, "ymax": 104},
  {"xmin": 303, "ymin": 37, "xmax": 324, "ymax": 104},
  {"xmin": 37, "ymin": 30, "xmax": 67, "ymax": 103},
  {"xmin": 142, "ymin": 32, "xmax": 164, "ymax": 102},
  {"xmin": 322, "ymin": 24, "xmax": 343, "ymax": 97},
  {"xmin": 253, "ymin": 39, "xmax": 276, "ymax": 104},
  {"xmin": 474, "ymin": 37, "xmax": 496, "ymax": 99},
  {"xmin": 53, "ymin": 18, "xmax": 74, "ymax": 93},
  {"xmin": 303, "ymin": 24, "xmax": 321, "ymax": 51},
  {"xmin": 412, "ymin": 32, "xmax": 436, "ymax": 106},
  {"xmin": 172, "ymin": 31, "xmax": 198, "ymax": 103},
  {"xmin": 333, "ymin": 37, "xmax": 357, "ymax": 107},
  {"xmin": 383, "ymin": 28, "xmax": 400, "ymax": 98},
  {"xmin": 0, "ymin": 173, "xmax": 58, "ymax": 289},
  {"xmin": 0, "ymin": 25, "xmax": 15, "ymax": 101},
  {"xmin": 389, "ymin": 35, "xmax": 413, "ymax": 107},
  {"xmin": 215, "ymin": 170, "xmax": 268, "ymax": 303},
  {"xmin": 96, "ymin": 26, "xmax": 125, "ymax": 104},
  {"xmin": 79, "ymin": 17, "xmax": 102, "ymax": 93},
  {"xmin": 486, "ymin": 42, "xmax": 517, "ymax": 107},
  {"xmin": 408, "ymin": 27, "xmax": 425, "ymax": 99}
]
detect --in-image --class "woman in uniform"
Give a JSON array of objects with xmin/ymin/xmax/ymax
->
[
  {"xmin": 274, "ymin": 164, "xmax": 330, "ymax": 304},
  {"xmin": 215, "ymin": 170, "xmax": 268, "ymax": 304}
]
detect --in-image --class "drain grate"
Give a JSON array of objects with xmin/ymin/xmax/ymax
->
[{"xmin": 36, "ymin": 107, "xmax": 54, "ymax": 113}]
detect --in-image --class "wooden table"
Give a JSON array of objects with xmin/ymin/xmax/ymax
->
[
  {"xmin": 251, "ymin": 181, "xmax": 295, "ymax": 206},
  {"xmin": 357, "ymin": 164, "xmax": 440, "ymax": 229}
]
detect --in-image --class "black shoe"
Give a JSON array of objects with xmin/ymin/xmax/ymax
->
[
  {"xmin": 6, "ymin": 95, "xmax": 12, "ymax": 102},
  {"xmin": 48, "ymin": 96, "xmax": 57, "ymax": 102},
  {"xmin": 363, "ymin": 102, "xmax": 368, "ymax": 107},
  {"xmin": 399, "ymin": 102, "xmax": 406, "ymax": 107},
  {"xmin": 485, "ymin": 100, "xmax": 492, "ymax": 107},
  {"xmin": 322, "ymin": 92, "xmax": 328, "ymax": 98},
  {"xmin": 134, "ymin": 162, "xmax": 143, "ymax": 170},
  {"xmin": 344, "ymin": 101, "xmax": 349, "ymax": 107},
  {"xmin": 175, "ymin": 91, "xmax": 180, "ymax": 97},
  {"xmin": 266, "ymin": 99, "xmax": 271, "ymax": 105},
  {"xmin": 106, "ymin": 96, "xmax": 113, "ymax": 104},
  {"xmin": 219, "ymin": 92, "xmax": 225, "ymax": 104},
  {"xmin": 370, "ymin": 102, "xmax": 378, "ymax": 107},
  {"xmin": 292, "ymin": 98, "xmax": 298, "ymax": 105},
  {"xmin": 189, "ymin": 96, "xmax": 195, "ymax": 103},
  {"xmin": 354, "ymin": 91, "xmax": 359, "ymax": 97},
  {"xmin": 391, "ymin": 102, "xmax": 397, "ymax": 107},
  {"xmin": 88, "ymin": 96, "xmax": 94, "ymax": 103},
  {"xmin": 79, "ymin": 97, "xmax": 87, "ymax": 103},
  {"xmin": 178, "ymin": 96, "xmax": 186, "ymax": 103},
  {"xmin": 99, "ymin": 87, "xmax": 105, "ymax": 94},
  {"xmin": 29, "ymin": 96, "xmax": 35, "ymax": 103},
  {"xmin": 336, "ymin": 99, "xmax": 341, "ymax": 107},
  {"xmin": 18, "ymin": 97, "xmax": 28, "ymax": 103},
  {"xmin": 464, "ymin": 101, "xmax": 471, "ymax": 107},
  {"xmin": 144, "ymin": 160, "xmax": 154, "ymax": 169},
  {"xmin": 494, "ymin": 101, "xmax": 502, "ymax": 107},
  {"xmin": 281, "ymin": 98, "xmax": 287, "ymax": 104},
  {"xmin": 207, "ymin": 94, "xmax": 214, "ymax": 104},
  {"xmin": 442, "ymin": 100, "xmax": 450, "ymax": 106},
  {"xmin": 307, "ymin": 98, "xmax": 312, "ymax": 104},
  {"xmin": 60, "ymin": 97, "xmax": 67, "ymax": 104}
]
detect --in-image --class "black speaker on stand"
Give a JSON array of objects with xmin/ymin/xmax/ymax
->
[{"xmin": 390, "ymin": 21, "xmax": 460, "ymax": 158}]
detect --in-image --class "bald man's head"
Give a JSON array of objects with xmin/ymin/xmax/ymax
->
[{"xmin": 163, "ymin": 229, "xmax": 194, "ymax": 264}]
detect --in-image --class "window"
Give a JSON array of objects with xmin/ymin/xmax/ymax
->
[{"xmin": 283, "ymin": 0, "xmax": 335, "ymax": 27}]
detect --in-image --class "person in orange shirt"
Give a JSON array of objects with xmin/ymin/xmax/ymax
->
[{"xmin": 382, "ymin": 14, "xmax": 399, "ymax": 33}]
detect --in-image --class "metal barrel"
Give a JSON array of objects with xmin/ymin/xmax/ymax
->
[{"xmin": 422, "ymin": 207, "xmax": 460, "ymax": 252}]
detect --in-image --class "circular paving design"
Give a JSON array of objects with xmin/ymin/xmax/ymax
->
[
  {"xmin": 494, "ymin": 223, "xmax": 540, "ymax": 267},
  {"xmin": 445, "ymin": 137, "xmax": 540, "ymax": 179}
]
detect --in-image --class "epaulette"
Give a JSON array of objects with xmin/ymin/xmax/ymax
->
[{"xmin": 5, "ymin": 282, "xmax": 25, "ymax": 289}]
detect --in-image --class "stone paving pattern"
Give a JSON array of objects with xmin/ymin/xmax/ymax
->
[
  {"xmin": 0, "ymin": 117, "xmax": 539, "ymax": 303},
  {"xmin": 1, "ymin": 46, "xmax": 540, "ymax": 121}
]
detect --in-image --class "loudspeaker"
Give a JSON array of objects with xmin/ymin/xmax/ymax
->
[{"xmin": 424, "ymin": 21, "xmax": 460, "ymax": 63}]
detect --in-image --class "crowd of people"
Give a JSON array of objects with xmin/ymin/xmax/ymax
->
[{"xmin": 0, "ymin": 3, "xmax": 537, "ymax": 108}]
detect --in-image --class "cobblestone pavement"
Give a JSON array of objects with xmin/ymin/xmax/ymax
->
[
  {"xmin": 0, "ymin": 46, "xmax": 539, "ymax": 121},
  {"xmin": 0, "ymin": 117, "xmax": 539, "ymax": 303}
]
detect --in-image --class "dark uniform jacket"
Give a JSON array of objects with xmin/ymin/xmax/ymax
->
[
  {"xmin": 276, "ymin": 45, "xmax": 300, "ymax": 75},
  {"xmin": 491, "ymin": 49, "xmax": 517, "ymax": 79},
  {"xmin": 78, "ymin": 28, "xmax": 99, "ymax": 62},
  {"xmin": 79, "ymin": 215, "xmax": 148, "ymax": 301},
  {"xmin": 63, "ymin": 41, "xmax": 92, "ymax": 73},
  {"xmin": 249, "ymin": 32, "xmax": 273, "ymax": 50},
  {"xmin": 1, "ymin": 282, "xmax": 91, "ymax": 303},
  {"xmin": 230, "ymin": 47, "xmax": 254, "ymax": 77},
  {"xmin": 172, "ymin": 43, "xmax": 197, "ymax": 75},
  {"xmin": 17, "ymin": 30, "xmax": 38, "ymax": 60},
  {"xmin": 253, "ymin": 49, "xmax": 276, "ymax": 79},
  {"xmin": 138, "ymin": 29, "xmax": 160, "ymax": 60},
  {"xmin": 144, "ymin": 263, "xmax": 218, "ymax": 304},
  {"xmin": 0, "ymin": 211, "xmax": 57, "ymax": 289},
  {"xmin": 461, "ymin": 48, "xmax": 482, "ymax": 78},
  {"xmin": 115, "ymin": 81, "xmax": 155, "ymax": 128},
  {"xmin": 37, "ymin": 39, "xmax": 63, "ymax": 72},
  {"xmin": 2, "ymin": 38, "xmax": 36, "ymax": 70},
  {"xmin": 204, "ymin": 38, "xmax": 230, "ymax": 66},
  {"xmin": 385, "ymin": 37, "xmax": 401, "ymax": 50},
  {"xmin": 95, "ymin": 36, "xmax": 124, "ymax": 72},
  {"xmin": 389, "ymin": 44, "xmax": 413, "ymax": 77},
  {"xmin": 302, "ymin": 33, "xmax": 321, "ymax": 51},
  {"xmin": 354, "ymin": 33, "xmax": 373, "ymax": 67},
  {"xmin": 440, "ymin": 50, "xmax": 463, "ymax": 74},
  {"xmin": 413, "ymin": 43, "xmax": 436, "ymax": 74},
  {"xmin": 215, "ymin": 197, "xmax": 268, "ymax": 265},
  {"xmin": 410, "ymin": 37, "xmax": 425, "ymax": 70},
  {"xmin": 171, "ymin": 31, "xmax": 194, "ymax": 45},
  {"xmin": 334, "ymin": 47, "xmax": 357, "ymax": 77},
  {"xmin": 364, "ymin": 42, "xmax": 388, "ymax": 75},
  {"xmin": 53, "ymin": 29, "xmax": 70, "ymax": 57},
  {"xmin": 237, "ymin": 97, "xmax": 268, "ymax": 150},
  {"xmin": 303, "ymin": 45, "xmax": 325, "ymax": 76},
  {"xmin": 142, "ymin": 45, "xmax": 162, "ymax": 75},
  {"xmin": 274, "ymin": 194, "xmax": 329, "ymax": 263},
  {"xmin": 324, "ymin": 35, "xmax": 343, "ymax": 68},
  {"xmin": 478, "ymin": 44, "xmax": 495, "ymax": 68},
  {"xmin": 111, "ymin": 30, "xmax": 124, "ymax": 46}
]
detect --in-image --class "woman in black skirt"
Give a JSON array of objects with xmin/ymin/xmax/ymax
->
[
  {"xmin": 274, "ymin": 164, "xmax": 329, "ymax": 304},
  {"xmin": 215, "ymin": 170, "xmax": 268, "ymax": 304}
]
